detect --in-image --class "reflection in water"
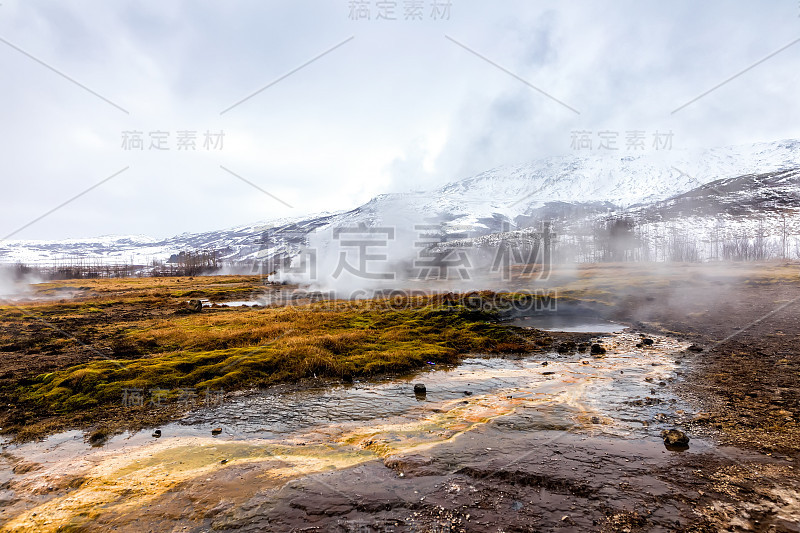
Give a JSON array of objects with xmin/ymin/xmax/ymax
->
[{"xmin": 1, "ymin": 332, "xmax": 689, "ymax": 531}]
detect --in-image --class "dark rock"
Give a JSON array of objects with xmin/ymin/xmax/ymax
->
[
  {"xmin": 687, "ymin": 344, "xmax": 704, "ymax": 352},
  {"xmin": 152, "ymin": 429, "xmax": 161, "ymax": 438},
  {"xmin": 414, "ymin": 383, "xmax": 427, "ymax": 401},
  {"xmin": 463, "ymin": 391, "xmax": 472, "ymax": 396},
  {"xmin": 211, "ymin": 427, "xmax": 222, "ymax": 436},
  {"xmin": 590, "ymin": 344, "xmax": 606, "ymax": 355},
  {"xmin": 642, "ymin": 338, "xmax": 654, "ymax": 346},
  {"xmin": 661, "ymin": 429, "xmax": 689, "ymax": 448},
  {"xmin": 186, "ymin": 299, "xmax": 203, "ymax": 313},
  {"xmin": 557, "ymin": 341, "xmax": 577, "ymax": 354}
]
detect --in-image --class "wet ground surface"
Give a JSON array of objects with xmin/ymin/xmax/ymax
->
[
  {"xmin": 213, "ymin": 427, "xmax": 794, "ymax": 533},
  {"xmin": 6, "ymin": 332, "xmax": 796, "ymax": 532}
]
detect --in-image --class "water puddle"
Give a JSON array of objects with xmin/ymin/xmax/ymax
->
[
  {"xmin": 508, "ymin": 314, "xmax": 627, "ymax": 333},
  {"xmin": 0, "ymin": 332, "xmax": 691, "ymax": 531},
  {"xmin": 216, "ymin": 290, "xmax": 350, "ymax": 307},
  {"xmin": 215, "ymin": 300, "xmax": 267, "ymax": 307}
]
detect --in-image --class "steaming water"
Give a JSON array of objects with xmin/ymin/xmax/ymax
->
[
  {"xmin": 508, "ymin": 314, "xmax": 627, "ymax": 333},
  {"xmin": 1, "ymin": 332, "xmax": 693, "ymax": 531},
  {"xmin": 0, "ymin": 278, "xmax": 34, "ymax": 301}
]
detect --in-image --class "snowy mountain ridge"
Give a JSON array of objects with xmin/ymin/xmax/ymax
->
[{"xmin": 1, "ymin": 139, "xmax": 798, "ymax": 265}]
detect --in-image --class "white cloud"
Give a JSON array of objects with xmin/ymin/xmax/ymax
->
[{"xmin": 0, "ymin": 0, "xmax": 798, "ymax": 240}]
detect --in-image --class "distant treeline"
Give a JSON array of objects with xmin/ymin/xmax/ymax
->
[
  {"xmin": 551, "ymin": 217, "xmax": 798, "ymax": 263},
  {"xmin": 6, "ymin": 250, "xmax": 225, "ymax": 280}
]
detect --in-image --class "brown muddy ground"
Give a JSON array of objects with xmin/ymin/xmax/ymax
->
[
  {"xmin": 595, "ymin": 264, "xmax": 800, "ymax": 457},
  {"xmin": 206, "ymin": 427, "xmax": 796, "ymax": 533}
]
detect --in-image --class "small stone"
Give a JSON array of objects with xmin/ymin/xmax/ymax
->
[
  {"xmin": 413, "ymin": 383, "xmax": 426, "ymax": 394},
  {"xmin": 642, "ymin": 338, "xmax": 654, "ymax": 346},
  {"xmin": 590, "ymin": 344, "xmax": 606, "ymax": 355},
  {"xmin": 687, "ymin": 344, "xmax": 704, "ymax": 352},
  {"xmin": 661, "ymin": 429, "xmax": 690, "ymax": 448},
  {"xmin": 463, "ymin": 391, "xmax": 473, "ymax": 396},
  {"xmin": 211, "ymin": 427, "xmax": 222, "ymax": 436},
  {"xmin": 152, "ymin": 429, "xmax": 161, "ymax": 438},
  {"xmin": 220, "ymin": 459, "xmax": 228, "ymax": 464}
]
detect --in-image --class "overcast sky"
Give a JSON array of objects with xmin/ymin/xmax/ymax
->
[{"xmin": 1, "ymin": 0, "xmax": 798, "ymax": 240}]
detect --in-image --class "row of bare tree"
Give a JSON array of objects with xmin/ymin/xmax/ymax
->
[{"xmin": 550, "ymin": 218, "xmax": 797, "ymax": 263}]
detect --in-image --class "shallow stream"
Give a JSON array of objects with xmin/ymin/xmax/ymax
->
[{"xmin": 0, "ymin": 331, "xmax": 693, "ymax": 531}]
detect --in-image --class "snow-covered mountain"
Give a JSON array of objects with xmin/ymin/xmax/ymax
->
[{"xmin": 1, "ymin": 139, "xmax": 799, "ymax": 266}]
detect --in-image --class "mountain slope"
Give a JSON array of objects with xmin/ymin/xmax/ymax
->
[{"xmin": 1, "ymin": 139, "xmax": 799, "ymax": 266}]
